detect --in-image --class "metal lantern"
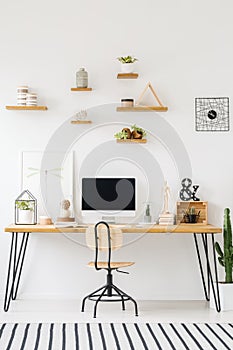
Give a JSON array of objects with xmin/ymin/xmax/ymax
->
[{"xmin": 15, "ymin": 190, "xmax": 37, "ymax": 225}]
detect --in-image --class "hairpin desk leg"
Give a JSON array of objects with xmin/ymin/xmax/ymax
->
[
  {"xmin": 193, "ymin": 233, "xmax": 221, "ymax": 312},
  {"xmin": 4, "ymin": 232, "xmax": 30, "ymax": 312}
]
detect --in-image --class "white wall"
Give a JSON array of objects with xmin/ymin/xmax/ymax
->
[{"xmin": 0, "ymin": 0, "xmax": 233, "ymax": 301}]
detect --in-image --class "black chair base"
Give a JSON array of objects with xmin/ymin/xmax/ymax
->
[{"xmin": 81, "ymin": 272, "xmax": 138, "ymax": 318}]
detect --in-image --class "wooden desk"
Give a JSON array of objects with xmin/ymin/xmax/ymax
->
[
  {"xmin": 3, "ymin": 224, "xmax": 222, "ymax": 312},
  {"xmin": 4, "ymin": 223, "xmax": 222, "ymax": 234}
]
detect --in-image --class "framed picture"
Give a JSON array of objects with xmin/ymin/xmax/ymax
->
[
  {"xmin": 195, "ymin": 97, "xmax": 229, "ymax": 132},
  {"xmin": 21, "ymin": 151, "xmax": 74, "ymax": 220}
]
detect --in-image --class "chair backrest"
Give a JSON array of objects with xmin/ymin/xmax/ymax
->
[{"xmin": 85, "ymin": 221, "xmax": 123, "ymax": 270}]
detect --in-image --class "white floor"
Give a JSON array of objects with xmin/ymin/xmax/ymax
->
[{"xmin": 1, "ymin": 299, "xmax": 233, "ymax": 324}]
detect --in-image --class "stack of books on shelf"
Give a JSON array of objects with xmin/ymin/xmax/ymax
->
[
  {"xmin": 158, "ymin": 212, "xmax": 175, "ymax": 225},
  {"xmin": 17, "ymin": 86, "xmax": 28, "ymax": 105},
  {"xmin": 26, "ymin": 93, "xmax": 37, "ymax": 106}
]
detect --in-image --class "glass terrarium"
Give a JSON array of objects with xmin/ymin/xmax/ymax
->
[{"xmin": 15, "ymin": 190, "xmax": 37, "ymax": 225}]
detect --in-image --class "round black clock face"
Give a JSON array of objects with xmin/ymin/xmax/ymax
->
[{"xmin": 208, "ymin": 110, "xmax": 217, "ymax": 120}]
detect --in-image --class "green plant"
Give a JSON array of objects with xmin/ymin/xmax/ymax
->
[
  {"xmin": 114, "ymin": 130, "xmax": 128, "ymax": 140},
  {"xmin": 131, "ymin": 124, "xmax": 146, "ymax": 137},
  {"xmin": 16, "ymin": 201, "xmax": 33, "ymax": 211},
  {"xmin": 190, "ymin": 206, "xmax": 195, "ymax": 215},
  {"xmin": 215, "ymin": 208, "xmax": 233, "ymax": 283},
  {"xmin": 117, "ymin": 56, "xmax": 138, "ymax": 64}
]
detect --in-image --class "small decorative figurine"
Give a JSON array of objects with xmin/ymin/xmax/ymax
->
[
  {"xmin": 179, "ymin": 178, "xmax": 200, "ymax": 201},
  {"xmin": 159, "ymin": 181, "xmax": 174, "ymax": 225}
]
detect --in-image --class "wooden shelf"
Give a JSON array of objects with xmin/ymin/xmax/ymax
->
[
  {"xmin": 117, "ymin": 73, "xmax": 138, "ymax": 79},
  {"xmin": 116, "ymin": 139, "xmax": 147, "ymax": 143},
  {"xmin": 6, "ymin": 106, "xmax": 47, "ymax": 110},
  {"xmin": 117, "ymin": 106, "xmax": 168, "ymax": 112},
  {"xmin": 71, "ymin": 87, "xmax": 92, "ymax": 91},
  {"xmin": 71, "ymin": 120, "xmax": 92, "ymax": 124}
]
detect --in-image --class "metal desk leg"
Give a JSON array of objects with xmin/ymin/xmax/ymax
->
[
  {"xmin": 193, "ymin": 233, "xmax": 221, "ymax": 312},
  {"xmin": 4, "ymin": 232, "xmax": 30, "ymax": 312}
]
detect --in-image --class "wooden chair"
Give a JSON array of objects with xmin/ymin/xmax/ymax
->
[{"xmin": 81, "ymin": 221, "xmax": 138, "ymax": 318}]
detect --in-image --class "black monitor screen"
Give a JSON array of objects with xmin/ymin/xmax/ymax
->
[{"xmin": 82, "ymin": 178, "xmax": 136, "ymax": 211}]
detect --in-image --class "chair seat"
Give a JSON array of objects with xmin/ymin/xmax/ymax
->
[{"xmin": 88, "ymin": 261, "xmax": 135, "ymax": 269}]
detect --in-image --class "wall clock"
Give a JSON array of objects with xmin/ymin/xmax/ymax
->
[{"xmin": 195, "ymin": 97, "xmax": 229, "ymax": 131}]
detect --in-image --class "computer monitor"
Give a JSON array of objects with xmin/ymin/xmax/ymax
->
[{"xmin": 81, "ymin": 177, "xmax": 136, "ymax": 218}]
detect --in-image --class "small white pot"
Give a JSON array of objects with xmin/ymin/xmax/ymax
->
[
  {"xmin": 18, "ymin": 210, "xmax": 34, "ymax": 224},
  {"xmin": 121, "ymin": 63, "xmax": 135, "ymax": 73},
  {"xmin": 210, "ymin": 282, "xmax": 233, "ymax": 311}
]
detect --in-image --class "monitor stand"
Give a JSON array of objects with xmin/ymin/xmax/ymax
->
[{"xmin": 101, "ymin": 216, "xmax": 116, "ymax": 224}]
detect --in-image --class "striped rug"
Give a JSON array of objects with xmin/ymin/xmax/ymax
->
[{"xmin": 0, "ymin": 323, "xmax": 233, "ymax": 349}]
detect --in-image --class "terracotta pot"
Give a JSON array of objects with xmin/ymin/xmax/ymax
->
[
  {"xmin": 132, "ymin": 130, "xmax": 143, "ymax": 139},
  {"xmin": 122, "ymin": 128, "xmax": 131, "ymax": 139}
]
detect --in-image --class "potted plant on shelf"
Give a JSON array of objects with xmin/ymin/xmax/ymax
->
[
  {"xmin": 114, "ymin": 125, "xmax": 146, "ymax": 141},
  {"xmin": 117, "ymin": 56, "xmax": 138, "ymax": 73},
  {"xmin": 210, "ymin": 208, "xmax": 233, "ymax": 310},
  {"xmin": 183, "ymin": 206, "xmax": 200, "ymax": 223},
  {"xmin": 16, "ymin": 200, "xmax": 34, "ymax": 224},
  {"xmin": 114, "ymin": 130, "xmax": 129, "ymax": 140},
  {"xmin": 131, "ymin": 124, "xmax": 146, "ymax": 139}
]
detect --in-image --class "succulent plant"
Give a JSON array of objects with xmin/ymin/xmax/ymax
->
[
  {"xmin": 114, "ymin": 130, "xmax": 128, "ymax": 140},
  {"xmin": 117, "ymin": 56, "xmax": 138, "ymax": 64},
  {"xmin": 122, "ymin": 128, "xmax": 131, "ymax": 139}
]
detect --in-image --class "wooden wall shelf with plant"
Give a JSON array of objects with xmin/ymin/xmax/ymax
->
[{"xmin": 114, "ymin": 125, "xmax": 147, "ymax": 143}]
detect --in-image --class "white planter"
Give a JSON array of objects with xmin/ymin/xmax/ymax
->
[
  {"xmin": 121, "ymin": 63, "xmax": 135, "ymax": 73},
  {"xmin": 18, "ymin": 210, "xmax": 34, "ymax": 224},
  {"xmin": 210, "ymin": 282, "xmax": 233, "ymax": 311}
]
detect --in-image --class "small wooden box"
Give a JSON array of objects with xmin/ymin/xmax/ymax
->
[{"xmin": 176, "ymin": 201, "xmax": 208, "ymax": 225}]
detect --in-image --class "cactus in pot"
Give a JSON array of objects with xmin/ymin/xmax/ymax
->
[
  {"xmin": 190, "ymin": 206, "xmax": 195, "ymax": 215},
  {"xmin": 215, "ymin": 208, "xmax": 233, "ymax": 283}
]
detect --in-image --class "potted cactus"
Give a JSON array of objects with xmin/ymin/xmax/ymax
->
[
  {"xmin": 210, "ymin": 208, "xmax": 233, "ymax": 310},
  {"xmin": 183, "ymin": 206, "xmax": 200, "ymax": 223}
]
